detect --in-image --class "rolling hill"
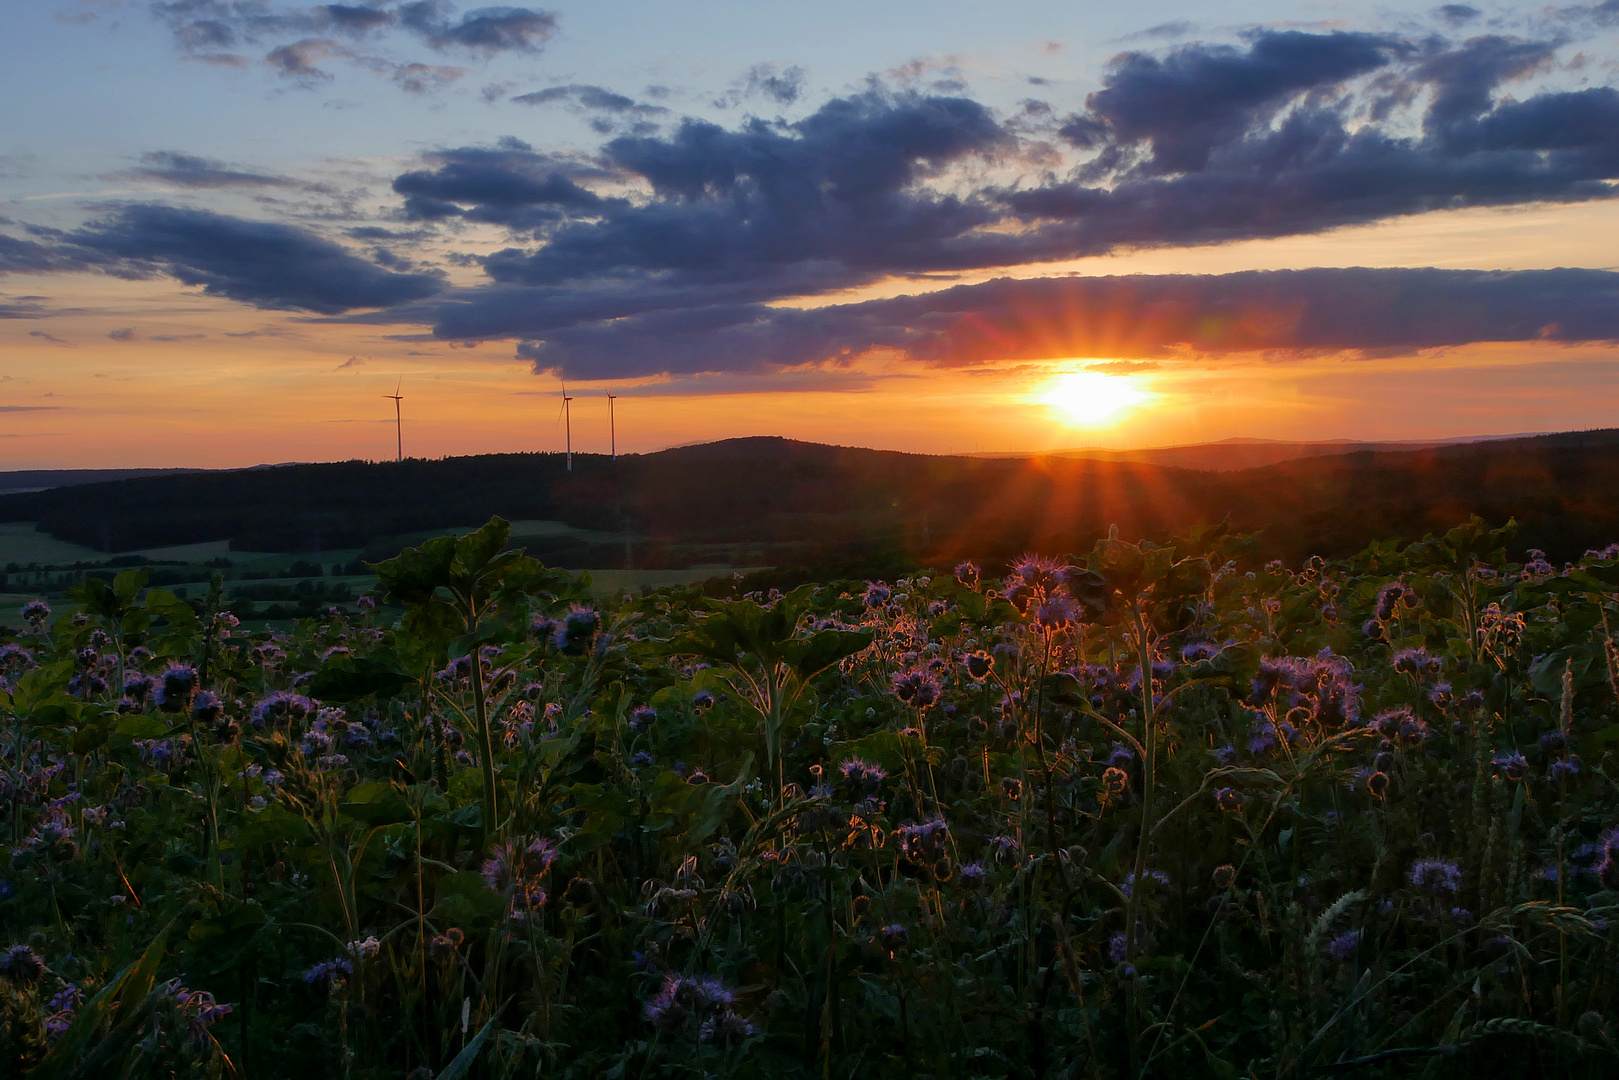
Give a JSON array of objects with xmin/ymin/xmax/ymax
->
[{"xmin": 4, "ymin": 430, "xmax": 1619, "ymax": 571}]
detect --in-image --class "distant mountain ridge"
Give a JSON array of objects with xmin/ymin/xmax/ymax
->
[
  {"xmin": 971, "ymin": 432, "xmax": 1553, "ymax": 471},
  {"xmin": 0, "ymin": 468, "xmax": 202, "ymax": 496},
  {"xmin": 4, "ymin": 429, "xmax": 1619, "ymax": 567}
]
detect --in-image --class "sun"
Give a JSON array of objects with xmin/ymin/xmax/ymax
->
[{"xmin": 1040, "ymin": 371, "xmax": 1151, "ymax": 425}]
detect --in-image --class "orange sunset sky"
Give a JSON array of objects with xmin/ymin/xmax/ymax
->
[{"xmin": 5, "ymin": 1, "xmax": 1619, "ymax": 468}]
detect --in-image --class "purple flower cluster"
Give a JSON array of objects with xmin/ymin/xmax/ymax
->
[
  {"xmin": 896, "ymin": 818, "xmax": 949, "ymax": 864},
  {"xmin": 1391, "ymin": 648, "xmax": 1441, "ymax": 678},
  {"xmin": 1373, "ymin": 582, "xmax": 1417, "ymax": 620},
  {"xmin": 890, "ymin": 668, "xmax": 941, "ymax": 707},
  {"xmin": 251, "ymin": 690, "xmax": 318, "ymax": 729},
  {"xmin": 1325, "ymin": 929, "xmax": 1362, "ymax": 963},
  {"xmin": 1250, "ymin": 651, "xmax": 1361, "ymax": 728},
  {"xmin": 1002, "ymin": 555, "xmax": 1072, "ymax": 619},
  {"xmin": 1407, "ymin": 858, "xmax": 1462, "ymax": 896},
  {"xmin": 0, "ymin": 943, "xmax": 44, "ymax": 984},
  {"xmin": 481, "ymin": 836, "xmax": 559, "ymax": 918},
  {"xmin": 154, "ymin": 665, "xmax": 197, "ymax": 712},
  {"xmin": 301, "ymin": 957, "xmax": 353, "ymax": 986},
  {"xmin": 642, "ymin": 973, "xmax": 752, "ymax": 1044}
]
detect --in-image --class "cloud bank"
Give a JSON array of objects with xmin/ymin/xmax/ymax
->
[
  {"xmin": 506, "ymin": 268, "xmax": 1619, "ymax": 378},
  {"xmin": 12, "ymin": 15, "xmax": 1619, "ymax": 372}
]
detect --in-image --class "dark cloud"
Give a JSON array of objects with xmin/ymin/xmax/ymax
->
[
  {"xmin": 1074, "ymin": 30, "xmax": 1408, "ymax": 171},
  {"xmin": 741, "ymin": 63, "xmax": 807, "ymax": 106},
  {"xmin": 1416, "ymin": 35, "xmax": 1556, "ymax": 134},
  {"xmin": 58, "ymin": 205, "xmax": 445, "ymax": 314},
  {"xmin": 1124, "ymin": 21, "xmax": 1195, "ymax": 41},
  {"xmin": 405, "ymin": 24, "xmax": 1619, "ymax": 358},
  {"xmin": 182, "ymin": 52, "xmax": 252, "ymax": 67},
  {"xmin": 397, "ymin": 2, "xmax": 555, "ymax": 54},
  {"xmin": 392, "ymin": 62, "xmax": 468, "ymax": 92},
  {"xmin": 1434, "ymin": 5, "xmax": 1482, "ymax": 26},
  {"xmin": 321, "ymin": 4, "xmax": 395, "ymax": 33},
  {"xmin": 0, "ymin": 231, "xmax": 113, "ymax": 276},
  {"xmin": 265, "ymin": 37, "xmax": 348, "ymax": 82},
  {"xmin": 478, "ymin": 90, "xmax": 1006, "ymax": 292},
  {"xmin": 108, "ymin": 327, "xmax": 138, "ymax": 341},
  {"xmin": 28, "ymin": 331, "xmax": 75, "ymax": 347},
  {"xmin": 1004, "ymin": 29, "xmax": 1619, "ymax": 257},
  {"xmin": 120, "ymin": 150, "xmax": 302, "ymax": 189},
  {"xmin": 147, "ymin": 2, "xmax": 554, "ymax": 88},
  {"xmin": 393, "ymin": 141, "xmax": 613, "ymax": 229},
  {"xmin": 511, "ymin": 84, "xmax": 669, "ymax": 133},
  {"xmin": 0, "ymin": 295, "xmax": 52, "ymax": 319},
  {"xmin": 508, "ymin": 267, "xmax": 1619, "ymax": 378},
  {"xmin": 0, "ymin": 405, "xmax": 62, "ymax": 412}
]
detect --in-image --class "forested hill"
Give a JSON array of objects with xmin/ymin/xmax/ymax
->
[
  {"xmin": 4, "ymin": 430, "xmax": 1619, "ymax": 564},
  {"xmin": 0, "ymin": 467, "xmax": 200, "ymax": 495}
]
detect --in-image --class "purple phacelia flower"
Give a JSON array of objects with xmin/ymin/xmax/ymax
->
[
  {"xmin": 1180, "ymin": 641, "xmax": 1217, "ymax": 664},
  {"xmin": 191, "ymin": 690, "xmax": 223, "ymax": 725},
  {"xmin": 890, "ymin": 669, "xmax": 941, "ymax": 708},
  {"xmin": 1492, "ymin": 753, "xmax": 1528, "ymax": 781},
  {"xmin": 1325, "ymin": 929, "xmax": 1361, "ymax": 963},
  {"xmin": 0, "ymin": 944, "xmax": 44, "ymax": 984},
  {"xmin": 301, "ymin": 958, "xmax": 352, "ymax": 986},
  {"xmin": 251, "ymin": 690, "xmax": 317, "ymax": 729},
  {"xmin": 1391, "ymin": 648, "xmax": 1440, "ymax": 678},
  {"xmin": 1407, "ymin": 858, "xmax": 1462, "ymax": 895},
  {"xmin": 21, "ymin": 600, "xmax": 51, "ymax": 629},
  {"xmin": 1374, "ymin": 582, "xmax": 1403, "ymax": 621},
  {"xmin": 1549, "ymin": 756, "xmax": 1581, "ymax": 781},
  {"xmin": 154, "ymin": 665, "xmax": 197, "ymax": 712}
]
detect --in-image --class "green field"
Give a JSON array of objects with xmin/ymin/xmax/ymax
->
[{"xmin": 0, "ymin": 520, "xmax": 751, "ymax": 625}]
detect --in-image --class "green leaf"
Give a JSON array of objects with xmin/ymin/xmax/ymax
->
[
  {"xmin": 779, "ymin": 628, "xmax": 874, "ymax": 681},
  {"xmin": 373, "ymin": 534, "xmax": 458, "ymax": 605},
  {"xmin": 309, "ymin": 654, "xmax": 414, "ymax": 702},
  {"xmin": 338, "ymin": 788, "xmax": 415, "ymax": 826},
  {"xmin": 113, "ymin": 715, "xmax": 170, "ymax": 740},
  {"xmin": 453, "ymin": 516, "xmax": 512, "ymax": 577},
  {"xmin": 143, "ymin": 588, "xmax": 199, "ymax": 636},
  {"xmin": 430, "ymin": 871, "xmax": 507, "ymax": 924},
  {"xmin": 32, "ymin": 921, "xmax": 173, "ymax": 1080},
  {"xmin": 113, "ymin": 566, "xmax": 150, "ymax": 604},
  {"xmin": 233, "ymin": 801, "xmax": 315, "ymax": 849},
  {"xmin": 437, "ymin": 1011, "xmax": 502, "ymax": 1080}
]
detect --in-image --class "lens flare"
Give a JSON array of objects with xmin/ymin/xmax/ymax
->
[{"xmin": 1041, "ymin": 371, "xmax": 1151, "ymax": 425}]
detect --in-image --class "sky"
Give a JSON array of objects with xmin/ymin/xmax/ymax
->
[{"xmin": 3, "ymin": 0, "xmax": 1619, "ymax": 468}]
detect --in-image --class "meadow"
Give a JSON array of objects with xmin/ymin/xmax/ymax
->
[{"xmin": 1, "ymin": 515, "xmax": 1616, "ymax": 1078}]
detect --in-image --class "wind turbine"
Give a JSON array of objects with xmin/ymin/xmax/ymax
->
[
  {"xmin": 384, "ymin": 377, "xmax": 404, "ymax": 462},
  {"xmin": 560, "ymin": 376, "xmax": 574, "ymax": 471},
  {"xmin": 607, "ymin": 392, "xmax": 618, "ymax": 460}
]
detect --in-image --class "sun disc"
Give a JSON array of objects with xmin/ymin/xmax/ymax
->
[{"xmin": 1041, "ymin": 371, "xmax": 1150, "ymax": 425}]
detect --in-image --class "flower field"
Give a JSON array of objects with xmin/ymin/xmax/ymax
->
[{"xmin": 2, "ymin": 515, "xmax": 1617, "ymax": 1078}]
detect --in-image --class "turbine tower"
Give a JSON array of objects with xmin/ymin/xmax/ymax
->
[
  {"xmin": 384, "ymin": 377, "xmax": 404, "ymax": 462},
  {"xmin": 561, "ymin": 376, "xmax": 574, "ymax": 471},
  {"xmin": 607, "ymin": 392, "xmax": 618, "ymax": 460}
]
